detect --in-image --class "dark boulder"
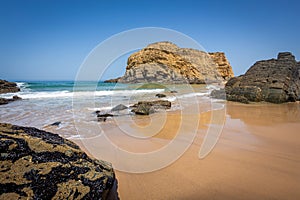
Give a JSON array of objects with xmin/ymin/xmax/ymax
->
[
  {"xmin": 97, "ymin": 113, "xmax": 114, "ymax": 122},
  {"xmin": 0, "ymin": 80, "xmax": 20, "ymax": 94},
  {"xmin": 12, "ymin": 95, "xmax": 22, "ymax": 100},
  {"xmin": 0, "ymin": 95, "xmax": 22, "ymax": 105},
  {"xmin": 131, "ymin": 104, "xmax": 155, "ymax": 115},
  {"xmin": 50, "ymin": 121, "xmax": 61, "ymax": 126},
  {"xmin": 0, "ymin": 97, "xmax": 9, "ymax": 105},
  {"xmin": 0, "ymin": 123, "xmax": 118, "ymax": 199},
  {"xmin": 222, "ymin": 52, "xmax": 300, "ymax": 103},
  {"xmin": 155, "ymin": 93, "xmax": 166, "ymax": 98},
  {"xmin": 131, "ymin": 100, "xmax": 171, "ymax": 115}
]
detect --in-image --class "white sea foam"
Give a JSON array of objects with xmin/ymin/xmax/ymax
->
[{"xmin": 1, "ymin": 88, "xmax": 166, "ymax": 100}]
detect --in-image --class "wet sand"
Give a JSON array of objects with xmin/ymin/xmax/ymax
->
[
  {"xmin": 109, "ymin": 102, "xmax": 300, "ymax": 199},
  {"xmin": 72, "ymin": 101, "xmax": 300, "ymax": 199}
]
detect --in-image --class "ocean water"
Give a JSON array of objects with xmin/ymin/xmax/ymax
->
[{"xmin": 0, "ymin": 81, "xmax": 222, "ymax": 139}]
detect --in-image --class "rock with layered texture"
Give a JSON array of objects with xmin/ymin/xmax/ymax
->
[
  {"xmin": 223, "ymin": 52, "xmax": 300, "ymax": 103},
  {"xmin": 208, "ymin": 52, "xmax": 234, "ymax": 80},
  {"xmin": 0, "ymin": 80, "xmax": 20, "ymax": 94},
  {"xmin": 131, "ymin": 100, "xmax": 171, "ymax": 115},
  {"xmin": 0, "ymin": 123, "xmax": 118, "ymax": 199},
  {"xmin": 115, "ymin": 42, "xmax": 234, "ymax": 84}
]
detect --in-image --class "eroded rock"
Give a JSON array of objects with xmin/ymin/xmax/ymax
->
[
  {"xmin": 0, "ymin": 123, "xmax": 118, "ymax": 199},
  {"xmin": 220, "ymin": 52, "xmax": 300, "ymax": 103},
  {"xmin": 0, "ymin": 80, "xmax": 20, "ymax": 94},
  {"xmin": 131, "ymin": 100, "xmax": 171, "ymax": 115},
  {"xmin": 108, "ymin": 42, "xmax": 234, "ymax": 84}
]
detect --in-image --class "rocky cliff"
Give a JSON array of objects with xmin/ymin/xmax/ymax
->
[
  {"xmin": 0, "ymin": 123, "xmax": 118, "ymax": 199},
  {"xmin": 0, "ymin": 80, "xmax": 20, "ymax": 94},
  {"xmin": 109, "ymin": 42, "xmax": 234, "ymax": 84},
  {"xmin": 213, "ymin": 52, "xmax": 300, "ymax": 103}
]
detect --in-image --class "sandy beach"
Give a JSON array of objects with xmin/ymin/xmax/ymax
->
[{"xmin": 102, "ymin": 101, "xmax": 300, "ymax": 199}]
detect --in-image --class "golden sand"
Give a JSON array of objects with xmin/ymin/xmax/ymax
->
[{"xmin": 76, "ymin": 102, "xmax": 300, "ymax": 199}]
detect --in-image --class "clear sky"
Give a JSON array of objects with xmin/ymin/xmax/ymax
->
[{"xmin": 0, "ymin": 0, "xmax": 299, "ymax": 81}]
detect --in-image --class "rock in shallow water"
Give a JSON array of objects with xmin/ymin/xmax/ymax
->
[
  {"xmin": 0, "ymin": 80, "xmax": 20, "ymax": 94},
  {"xmin": 0, "ymin": 123, "xmax": 118, "ymax": 199}
]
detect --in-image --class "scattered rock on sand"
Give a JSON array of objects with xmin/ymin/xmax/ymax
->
[
  {"xmin": 111, "ymin": 104, "xmax": 128, "ymax": 112},
  {"xmin": 0, "ymin": 123, "xmax": 118, "ymax": 199},
  {"xmin": 50, "ymin": 121, "xmax": 61, "ymax": 126},
  {"xmin": 155, "ymin": 93, "xmax": 166, "ymax": 98},
  {"xmin": 97, "ymin": 113, "xmax": 114, "ymax": 122},
  {"xmin": 131, "ymin": 100, "xmax": 171, "ymax": 115}
]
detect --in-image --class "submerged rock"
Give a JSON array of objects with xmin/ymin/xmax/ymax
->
[
  {"xmin": 0, "ymin": 123, "xmax": 118, "ymax": 199},
  {"xmin": 220, "ymin": 52, "xmax": 300, "ymax": 103},
  {"xmin": 0, "ymin": 80, "xmax": 20, "ymax": 94},
  {"xmin": 0, "ymin": 95, "xmax": 22, "ymax": 105}
]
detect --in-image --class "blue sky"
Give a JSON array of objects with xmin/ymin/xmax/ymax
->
[{"xmin": 0, "ymin": 0, "xmax": 299, "ymax": 81}]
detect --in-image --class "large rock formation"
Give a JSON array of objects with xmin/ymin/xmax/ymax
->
[
  {"xmin": 0, "ymin": 123, "xmax": 118, "ymax": 199},
  {"xmin": 214, "ymin": 52, "xmax": 300, "ymax": 103},
  {"xmin": 109, "ymin": 42, "xmax": 234, "ymax": 84},
  {"xmin": 0, "ymin": 80, "xmax": 20, "ymax": 94},
  {"xmin": 208, "ymin": 52, "xmax": 234, "ymax": 80}
]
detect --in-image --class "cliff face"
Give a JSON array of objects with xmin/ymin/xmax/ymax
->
[
  {"xmin": 223, "ymin": 52, "xmax": 300, "ymax": 103},
  {"xmin": 114, "ymin": 42, "xmax": 234, "ymax": 84},
  {"xmin": 208, "ymin": 52, "xmax": 234, "ymax": 80}
]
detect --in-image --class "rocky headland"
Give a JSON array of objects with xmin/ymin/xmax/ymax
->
[
  {"xmin": 0, "ymin": 80, "xmax": 20, "ymax": 94},
  {"xmin": 0, "ymin": 80, "xmax": 21, "ymax": 105},
  {"xmin": 0, "ymin": 123, "xmax": 118, "ymax": 199},
  {"xmin": 105, "ymin": 41, "xmax": 234, "ymax": 84},
  {"xmin": 212, "ymin": 52, "xmax": 300, "ymax": 103}
]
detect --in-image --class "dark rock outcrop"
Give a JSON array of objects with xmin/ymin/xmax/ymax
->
[
  {"xmin": 104, "ymin": 77, "xmax": 121, "ymax": 83},
  {"xmin": 0, "ymin": 95, "xmax": 22, "ymax": 105},
  {"xmin": 97, "ymin": 114, "xmax": 114, "ymax": 122},
  {"xmin": 109, "ymin": 42, "xmax": 234, "ymax": 84},
  {"xmin": 155, "ymin": 94, "xmax": 166, "ymax": 98},
  {"xmin": 217, "ymin": 52, "xmax": 300, "ymax": 103},
  {"xmin": 131, "ymin": 100, "xmax": 171, "ymax": 115},
  {"xmin": 0, "ymin": 123, "xmax": 118, "ymax": 199},
  {"xmin": 0, "ymin": 80, "xmax": 20, "ymax": 94}
]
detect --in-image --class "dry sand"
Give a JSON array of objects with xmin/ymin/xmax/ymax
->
[{"xmin": 77, "ymin": 101, "xmax": 300, "ymax": 199}]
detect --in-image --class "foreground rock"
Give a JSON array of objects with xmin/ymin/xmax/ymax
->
[
  {"xmin": 0, "ymin": 80, "xmax": 20, "ymax": 94},
  {"xmin": 109, "ymin": 42, "xmax": 234, "ymax": 84},
  {"xmin": 214, "ymin": 52, "xmax": 300, "ymax": 103},
  {"xmin": 131, "ymin": 100, "xmax": 171, "ymax": 115},
  {"xmin": 0, "ymin": 123, "xmax": 118, "ymax": 199}
]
